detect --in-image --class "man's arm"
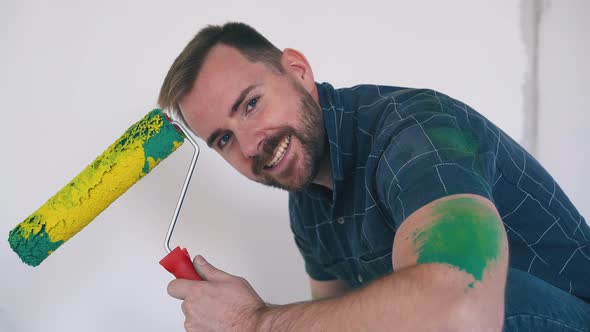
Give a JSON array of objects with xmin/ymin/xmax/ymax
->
[
  {"xmin": 257, "ymin": 194, "xmax": 509, "ymax": 331},
  {"xmin": 310, "ymin": 278, "xmax": 351, "ymax": 301}
]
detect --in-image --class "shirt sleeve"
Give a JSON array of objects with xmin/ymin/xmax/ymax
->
[
  {"xmin": 289, "ymin": 194, "xmax": 338, "ymax": 281},
  {"xmin": 375, "ymin": 94, "xmax": 495, "ymax": 229}
]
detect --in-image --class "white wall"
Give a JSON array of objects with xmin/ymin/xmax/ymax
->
[
  {"xmin": 0, "ymin": 1, "xmax": 535, "ymax": 331},
  {"xmin": 537, "ymin": 0, "xmax": 590, "ymax": 218}
]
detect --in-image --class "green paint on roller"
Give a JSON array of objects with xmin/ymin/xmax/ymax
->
[
  {"xmin": 412, "ymin": 197, "xmax": 502, "ymax": 287},
  {"xmin": 9, "ymin": 223, "xmax": 64, "ymax": 267},
  {"xmin": 142, "ymin": 112, "xmax": 184, "ymax": 174}
]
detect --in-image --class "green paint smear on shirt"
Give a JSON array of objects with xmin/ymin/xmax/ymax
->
[
  {"xmin": 412, "ymin": 197, "xmax": 501, "ymax": 287},
  {"xmin": 8, "ymin": 220, "xmax": 63, "ymax": 267},
  {"xmin": 426, "ymin": 126, "xmax": 487, "ymax": 178},
  {"xmin": 426, "ymin": 126, "xmax": 479, "ymax": 156},
  {"xmin": 141, "ymin": 109, "xmax": 185, "ymax": 174}
]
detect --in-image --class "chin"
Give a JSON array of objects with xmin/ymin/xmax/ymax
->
[
  {"xmin": 279, "ymin": 169, "xmax": 317, "ymax": 192},
  {"xmin": 253, "ymin": 169, "xmax": 310, "ymax": 192}
]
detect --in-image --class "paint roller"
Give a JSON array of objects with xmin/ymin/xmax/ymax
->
[{"xmin": 9, "ymin": 109, "xmax": 202, "ymax": 280}]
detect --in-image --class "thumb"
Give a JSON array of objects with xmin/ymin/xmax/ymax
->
[{"xmin": 193, "ymin": 255, "xmax": 229, "ymax": 281}]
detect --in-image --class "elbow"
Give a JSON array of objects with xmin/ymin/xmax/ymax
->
[{"xmin": 448, "ymin": 298, "xmax": 504, "ymax": 332}]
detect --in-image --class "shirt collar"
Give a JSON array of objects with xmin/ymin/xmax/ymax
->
[
  {"xmin": 316, "ymin": 82, "xmax": 345, "ymax": 182},
  {"xmin": 295, "ymin": 82, "xmax": 346, "ymax": 207}
]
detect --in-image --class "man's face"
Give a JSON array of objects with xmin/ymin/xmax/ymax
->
[{"xmin": 179, "ymin": 45, "xmax": 326, "ymax": 191}]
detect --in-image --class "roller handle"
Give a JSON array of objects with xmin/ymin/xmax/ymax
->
[{"xmin": 159, "ymin": 246, "xmax": 203, "ymax": 280}]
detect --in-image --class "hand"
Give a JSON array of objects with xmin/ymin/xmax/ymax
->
[{"xmin": 167, "ymin": 255, "xmax": 267, "ymax": 332}]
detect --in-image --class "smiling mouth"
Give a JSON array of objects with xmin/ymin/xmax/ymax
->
[{"xmin": 264, "ymin": 135, "xmax": 291, "ymax": 169}]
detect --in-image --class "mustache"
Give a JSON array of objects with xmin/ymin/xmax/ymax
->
[{"xmin": 252, "ymin": 129, "xmax": 293, "ymax": 175}]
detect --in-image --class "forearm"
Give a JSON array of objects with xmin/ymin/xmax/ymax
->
[{"xmin": 257, "ymin": 263, "xmax": 500, "ymax": 331}]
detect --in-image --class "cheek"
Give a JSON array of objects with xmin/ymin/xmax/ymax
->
[{"xmin": 267, "ymin": 89, "xmax": 299, "ymax": 125}]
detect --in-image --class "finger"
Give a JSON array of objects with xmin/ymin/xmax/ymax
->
[
  {"xmin": 181, "ymin": 299, "xmax": 193, "ymax": 317},
  {"xmin": 167, "ymin": 278, "xmax": 199, "ymax": 300},
  {"xmin": 193, "ymin": 255, "xmax": 231, "ymax": 281}
]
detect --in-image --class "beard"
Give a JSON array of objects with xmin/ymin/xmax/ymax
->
[{"xmin": 251, "ymin": 81, "xmax": 326, "ymax": 192}]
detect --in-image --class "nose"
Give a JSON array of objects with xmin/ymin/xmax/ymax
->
[{"xmin": 235, "ymin": 126, "xmax": 264, "ymax": 159}]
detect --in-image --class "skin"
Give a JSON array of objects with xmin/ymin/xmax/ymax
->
[{"xmin": 167, "ymin": 44, "xmax": 509, "ymax": 331}]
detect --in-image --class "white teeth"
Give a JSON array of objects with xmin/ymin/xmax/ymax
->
[{"xmin": 266, "ymin": 135, "xmax": 291, "ymax": 168}]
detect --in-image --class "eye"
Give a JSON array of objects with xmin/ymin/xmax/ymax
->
[
  {"xmin": 218, "ymin": 132, "xmax": 233, "ymax": 149},
  {"xmin": 245, "ymin": 97, "xmax": 259, "ymax": 113}
]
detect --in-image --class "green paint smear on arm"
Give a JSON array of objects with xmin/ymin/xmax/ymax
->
[
  {"xmin": 8, "ymin": 221, "xmax": 63, "ymax": 267},
  {"xmin": 412, "ymin": 197, "xmax": 502, "ymax": 287}
]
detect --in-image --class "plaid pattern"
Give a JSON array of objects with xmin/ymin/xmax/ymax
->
[{"xmin": 289, "ymin": 83, "xmax": 590, "ymax": 299}]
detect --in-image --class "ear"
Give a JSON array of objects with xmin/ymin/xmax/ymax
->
[{"xmin": 280, "ymin": 48, "xmax": 316, "ymax": 93}]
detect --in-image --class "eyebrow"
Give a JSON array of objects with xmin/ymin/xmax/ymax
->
[{"xmin": 206, "ymin": 84, "xmax": 259, "ymax": 148}]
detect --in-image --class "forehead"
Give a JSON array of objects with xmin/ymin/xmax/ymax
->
[{"xmin": 179, "ymin": 44, "xmax": 269, "ymax": 138}]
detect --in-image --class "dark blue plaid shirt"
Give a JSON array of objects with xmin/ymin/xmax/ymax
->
[{"xmin": 289, "ymin": 82, "xmax": 590, "ymax": 300}]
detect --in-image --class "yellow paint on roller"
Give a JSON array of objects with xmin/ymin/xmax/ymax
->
[
  {"xmin": 9, "ymin": 109, "xmax": 185, "ymax": 266},
  {"xmin": 22, "ymin": 147, "xmax": 145, "ymax": 243}
]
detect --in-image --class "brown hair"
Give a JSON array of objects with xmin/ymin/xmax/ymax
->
[{"xmin": 158, "ymin": 22, "xmax": 283, "ymax": 113}]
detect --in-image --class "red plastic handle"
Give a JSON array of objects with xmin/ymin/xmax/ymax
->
[{"xmin": 159, "ymin": 246, "xmax": 203, "ymax": 280}]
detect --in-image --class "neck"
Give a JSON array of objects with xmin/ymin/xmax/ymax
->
[
  {"xmin": 309, "ymin": 83, "xmax": 333, "ymax": 190},
  {"xmin": 311, "ymin": 148, "xmax": 333, "ymax": 190}
]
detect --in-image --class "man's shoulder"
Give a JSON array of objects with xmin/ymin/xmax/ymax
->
[
  {"xmin": 333, "ymin": 84, "xmax": 462, "ymax": 132},
  {"xmin": 333, "ymin": 84, "xmax": 455, "ymax": 109},
  {"xmin": 352, "ymin": 86, "xmax": 491, "ymax": 189},
  {"xmin": 343, "ymin": 86, "xmax": 463, "ymax": 143}
]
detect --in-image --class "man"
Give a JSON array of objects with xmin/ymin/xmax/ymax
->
[{"xmin": 158, "ymin": 22, "xmax": 590, "ymax": 331}]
